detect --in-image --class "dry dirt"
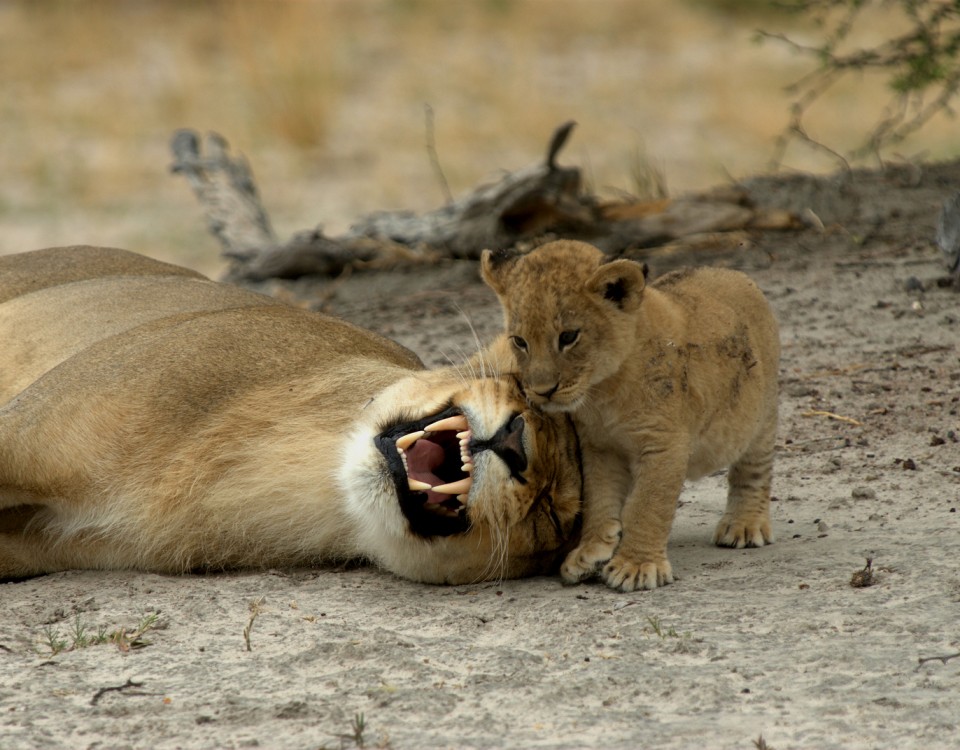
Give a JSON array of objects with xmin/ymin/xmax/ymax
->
[{"xmin": 2, "ymin": 162, "xmax": 959, "ymax": 749}]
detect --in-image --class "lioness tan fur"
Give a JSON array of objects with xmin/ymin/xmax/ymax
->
[
  {"xmin": 481, "ymin": 240, "xmax": 780, "ymax": 591},
  {"xmin": 0, "ymin": 246, "xmax": 583, "ymax": 584}
]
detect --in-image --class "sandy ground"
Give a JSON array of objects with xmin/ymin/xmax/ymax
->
[{"xmin": 2, "ymin": 162, "xmax": 959, "ymax": 750}]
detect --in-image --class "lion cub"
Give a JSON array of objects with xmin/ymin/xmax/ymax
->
[{"xmin": 481, "ymin": 240, "xmax": 780, "ymax": 591}]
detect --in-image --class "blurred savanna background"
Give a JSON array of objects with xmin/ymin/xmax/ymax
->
[{"xmin": 2, "ymin": 0, "xmax": 958, "ymax": 276}]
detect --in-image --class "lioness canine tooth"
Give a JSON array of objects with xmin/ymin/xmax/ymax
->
[
  {"xmin": 396, "ymin": 430, "xmax": 425, "ymax": 451},
  {"xmin": 431, "ymin": 477, "xmax": 472, "ymax": 495},
  {"xmin": 407, "ymin": 479, "xmax": 432, "ymax": 492},
  {"xmin": 424, "ymin": 415, "xmax": 469, "ymax": 433}
]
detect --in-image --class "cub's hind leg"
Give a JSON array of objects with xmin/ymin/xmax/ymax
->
[{"xmin": 713, "ymin": 414, "xmax": 776, "ymax": 549}]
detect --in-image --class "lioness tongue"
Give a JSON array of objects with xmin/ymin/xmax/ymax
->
[
  {"xmin": 405, "ymin": 439, "xmax": 444, "ymax": 489},
  {"xmin": 402, "ymin": 434, "xmax": 473, "ymax": 503}
]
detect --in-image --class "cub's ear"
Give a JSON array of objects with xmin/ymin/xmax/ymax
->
[
  {"xmin": 585, "ymin": 258, "xmax": 646, "ymax": 311},
  {"xmin": 480, "ymin": 248, "xmax": 520, "ymax": 296}
]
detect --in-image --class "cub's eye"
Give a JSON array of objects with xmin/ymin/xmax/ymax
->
[
  {"xmin": 510, "ymin": 335, "xmax": 529, "ymax": 352},
  {"xmin": 558, "ymin": 330, "xmax": 580, "ymax": 350}
]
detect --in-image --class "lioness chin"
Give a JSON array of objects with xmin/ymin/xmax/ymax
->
[
  {"xmin": 0, "ymin": 246, "xmax": 582, "ymax": 584},
  {"xmin": 481, "ymin": 240, "xmax": 780, "ymax": 592}
]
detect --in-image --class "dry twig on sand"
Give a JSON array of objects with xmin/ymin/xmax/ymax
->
[{"xmin": 917, "ymin": 651, "xmax": 960, "ymax": 669}]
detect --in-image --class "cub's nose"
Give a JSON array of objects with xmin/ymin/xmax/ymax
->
[{"xmin": 533, "ymin": 383, "xmax": 560, "ymax": 400}]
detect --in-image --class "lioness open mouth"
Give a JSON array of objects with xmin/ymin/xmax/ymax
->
[
  {"xmin": 375, "ymin": 406, "xmax": 527, "ymax": 538},
  {"xmin": 375, "ymin": 406, "xmax": 473, "ymax": 537}
]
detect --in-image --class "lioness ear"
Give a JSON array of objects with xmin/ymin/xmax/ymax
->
[
  {"xmin": 480, "ymin": 248, "xmax": 520, "ymax": 296},
  {"xmin": 473, "ymin": 333, "xmax": 520, "ymax": 375},
  {"xmin": 586, "ymin": 258, "xmax": 646, "ymax": 311}
]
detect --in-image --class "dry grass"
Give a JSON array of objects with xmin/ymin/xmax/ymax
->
[{"xmin": 1, "ymin": 0, "xmax": 958, "ymax": 274}]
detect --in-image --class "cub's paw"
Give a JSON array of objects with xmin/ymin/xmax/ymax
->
[
  {"xmin": 559, "ymin": 519, "xmax": 622, "ymax": 584},
  {"xmin": 713, "ymin": 515, "xmax": 774, "ymax": 549},
  {"xmin": 602, "ymin": 555, "xmax": 673, "ymax": 592}
]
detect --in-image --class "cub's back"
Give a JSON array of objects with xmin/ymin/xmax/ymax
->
[{"xmin": 653, "ymin": 266, "xmax": 780, "ymax": 358}]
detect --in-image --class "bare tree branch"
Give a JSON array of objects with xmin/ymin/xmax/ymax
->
[{"xmin": 761, "ymin": 0, "xmax": 960, "ymax": 166}]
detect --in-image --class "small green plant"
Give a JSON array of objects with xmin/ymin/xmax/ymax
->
[
  {"xmin": 351, "ymin": 713, "xmax": 366, "ymax": 749},
  {"xmin": 70, "ymin": 615, "xmax": 110, "ymax": 649},
  {"xmin": 323, "ymin": 712, "xmax": 372, "ymax": 750},
  {"xmin": 38, "ymin": 613, "xmax": 158, "ymax": 656},
  {"xmin": 40, "ymin": 625, "xmax": 70, "ymax": 656},
  {"xmin": 645, "ymin": 615, "xmax": 680, "ymax": 639}
]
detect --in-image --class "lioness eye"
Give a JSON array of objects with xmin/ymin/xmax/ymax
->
[
  {"xmin": 558, "ymin": 330, "xmax": 579, "ymax": 350},
  {"xmin": 510, "ymin": 335, "xmax": 528, "ymax": 352}
]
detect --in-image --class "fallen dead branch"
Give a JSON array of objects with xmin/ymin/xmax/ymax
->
[{"xmin": 170, "ymin": 122, "xmax": 805, "ymax": 282}]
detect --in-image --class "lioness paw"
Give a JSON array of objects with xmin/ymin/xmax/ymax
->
[
  {"xmin": 559, "ymin": 519, "xmax": 622, "ymax": 584},
  {"xmin": 602, "ymin": 555, "xmax": 673, "ymax": 592},
  {"xmin": 713, "ymin": 516, "xmax": 774, "ymax": 549}
]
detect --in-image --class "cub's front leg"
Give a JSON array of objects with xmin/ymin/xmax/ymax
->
[
  {"xmin": 559, "ymin": 448, "xmax": 631, "ymax": 584},
  {"xmin": 601, "ymin": 443, "xmax": 688, "ymax": 592}
]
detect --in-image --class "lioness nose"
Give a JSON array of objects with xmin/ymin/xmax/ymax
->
[
  {"xmin": 471, "ymin": 413, "xmax": 527, "ymax": 480},
  {"xmin": 493, "ymin": 413, "xmax": 527, "ymax": 478}
]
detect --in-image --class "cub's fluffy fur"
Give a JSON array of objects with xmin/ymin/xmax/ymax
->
[
  {"xmin": 482, "ymin": 240, "xmax": 780, "ymax": 591},
  {"xmin": 0, "ymin": 246, "xmax": 583, "ymax": 583}
]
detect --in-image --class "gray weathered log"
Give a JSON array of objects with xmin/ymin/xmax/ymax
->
[
  {"xmin": 171, "ymin": 123, "xmax": 597, "ymax": 280},
  {"xmin": 170, "ymin": 130, "xmax": 277, "ymax": 261},
  {"xmin": 171, "ymin": 123, "xmax": 804, "ymax": 281}
]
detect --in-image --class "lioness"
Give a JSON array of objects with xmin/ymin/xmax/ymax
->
[
  {"xmin": 481, "ymin": 240, "xmax": 780, "ymax": 591},
  {"xmin": 0, "ymin": 246, "xmax": 582, "ymax": 584}
]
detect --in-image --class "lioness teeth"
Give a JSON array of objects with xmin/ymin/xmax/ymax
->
[
  {"xmin": 461, "ymin": 461, "xmax": 473, "ymax": 473},
  {"xmin": 407, "ymin": 478, "xmax": 432, "ymax": 492},
  {"xmin": 431, "ymin": 477, "xmax": 473, "ymax": 495},
  {"xmin": 424, "ymin": 415, "xmax": 469, "ymax": 433},
  {"xmin": 395, "ymin": 430, "xmax": 425, "ymax": 451}
]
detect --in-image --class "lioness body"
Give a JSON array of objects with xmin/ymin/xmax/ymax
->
[
  {"xmin": 482, "ymin": 240, "xmax": 779, "ymax": 591},
  {"xmin": 1, "ymin": 246, "xmax": 582, "ymax": 583}
]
